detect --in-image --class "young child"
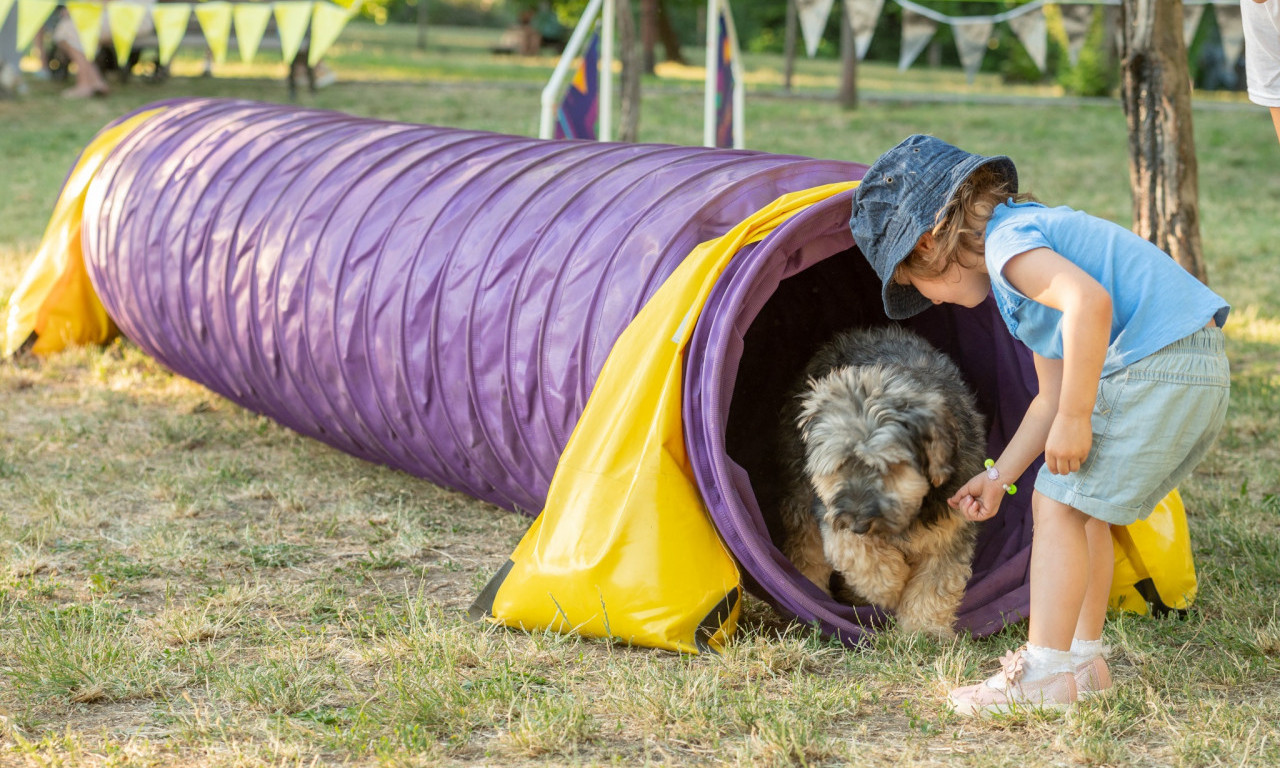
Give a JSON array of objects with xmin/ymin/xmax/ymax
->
[{"xmin": 849, "ymin": 134, "xmax": 1231, "ymax": 716}]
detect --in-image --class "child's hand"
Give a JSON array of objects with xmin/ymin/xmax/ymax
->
[
  {"xmin": 1045, "ymin": 413, "xmax": 1092, "ymax": 475},
  {"xmin": 948, "ymin": 472, "xmax": 1005, "ymax": 522}
]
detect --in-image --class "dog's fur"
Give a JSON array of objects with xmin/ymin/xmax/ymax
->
[{"xmin": 777, "ymin": 325, "xmax": 985, "ymax": 637}]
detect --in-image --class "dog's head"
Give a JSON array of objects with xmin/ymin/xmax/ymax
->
[{"xmin": 797, "ymin": 365, "xmax": 960, "ymax": 536}]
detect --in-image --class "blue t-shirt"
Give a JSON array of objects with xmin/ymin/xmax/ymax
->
[{"xmin": 985, "ymin": 201, "xmax": 1230, "ymax": 377}]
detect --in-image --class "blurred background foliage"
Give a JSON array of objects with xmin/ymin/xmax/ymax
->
[{"xmin": 349, "ymin": 0, "xmax": 1243, "ymax": 98}]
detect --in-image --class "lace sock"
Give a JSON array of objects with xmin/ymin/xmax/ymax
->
[
  {"xmin": 1070, "ymin": 637, "xmax": 1109, "ymax": 665},
  {"xmin": 1018, "ymin": 643, "xmax": 1074, "ymax": 684}
]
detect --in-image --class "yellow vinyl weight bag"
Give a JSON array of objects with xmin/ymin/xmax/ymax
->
[
  {"xmin": 3, "ymin": 108, "xmax": 167, "ymax": 358},
  {"xmin": 1110, "ymin": 489, "xmax": 1197, "ymax": 616}
]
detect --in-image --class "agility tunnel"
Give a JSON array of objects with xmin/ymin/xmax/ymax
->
[{"xmin": 5, "ymin": 98, "xmax": 1196, "ymax": 653}]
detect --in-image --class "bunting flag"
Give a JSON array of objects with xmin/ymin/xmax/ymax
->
[
  {"xmin": 795, "ymin": 0, "xmax": 833, "ymax": 59},
  {"xmin": 1214, "ymin": 4, "xmax": 1244, "ymax": 69},
  {"xmin": 106, "ymin": 1, "xmax": 148, "ymax": 63},
  {"xmin": 953, "ymin": 19, "xmax": 992, "ymax": 83},
  {"xmin": 1008, "ymin": 7, "xmax": 1047, "ymax": 73},
  {"xmin": 150, "ymin": 2, "xmax": 191, "ymax": 66},
  {"xmin": 273, "ymin": 0, "xmax": 311, "ymax": 64},
  {"xmin": 1183, "ymin": 4, "xmax": 1206, "ymax": 47},
  {"xmin": 846, "ymin": 0, "xmax": 883, "ymax": 60},
  {"xmin": 66, "ymin": 1, "xmax": 103, "ymax": 60},
  {"xmin": 1059, "ymin": 3, "xmax": 1093, "ymax": 68},
  {"xmin": 898, "ymin": 9, "xmax": 936, "ymax": 71},
  {"xmin": 194, "ymin": 1, "xmax": 231, "ymax": 65},
  {"xmin": 15, "ymin": 0, "xmax": 55, "ymax": 52},
  {"xmin": 308, "ymin": 0, "xmax": 349, "ymax": 66},
  {"xmin": 233, "ymin": 2, "xmax": 272, "ymax": 64},
  {"xmin": 553, "ymin": 29, "xmax": 599, "ymax": 140},
  {"xmin": 714, "ymin": 9, "xmax": 734, "ymax": 149}
]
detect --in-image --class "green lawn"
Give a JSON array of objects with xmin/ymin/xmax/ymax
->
[{"xmin": 1, "ymin": 21, "xmax": 1278, "ymax": 767}]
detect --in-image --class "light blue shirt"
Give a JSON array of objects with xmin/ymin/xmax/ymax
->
[{"xmin": 984, "ymin": 202, "xmax": 1230, "ymax": 377}]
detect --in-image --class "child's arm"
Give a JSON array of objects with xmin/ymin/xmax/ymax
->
[
  {"xmin": 949, "ymin": 353, "xmax": 1061, "ymax": 521},
  {"xmin": 1002, "ymin": 246, "xmax": 1112, "ymax": 475}
]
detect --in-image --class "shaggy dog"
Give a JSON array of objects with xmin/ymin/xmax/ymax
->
[{"xmin": 777, "ymin": 325, "xmax": 985, "ymax": 637}]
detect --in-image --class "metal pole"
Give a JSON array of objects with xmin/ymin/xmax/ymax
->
[
  {"xmin": 539, "ymin": 0, "xmax": 606, "ymax": 140},
  {"xmin": 601, "ymin": 0, "xmax": 615, "ymax": 142},
  {"xmin": 703, "ymin": 0, "xmax": 719, "ymax": 147}
]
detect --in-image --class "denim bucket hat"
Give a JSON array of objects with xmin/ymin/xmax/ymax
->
[{"xmin": 850, "ymin": 134, "xmax": 1018, "ymax": 319}]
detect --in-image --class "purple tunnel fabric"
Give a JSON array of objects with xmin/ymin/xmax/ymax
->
[{"xmin": 80, "ymin": 98, "xmax": 1038, "ymax": 644}]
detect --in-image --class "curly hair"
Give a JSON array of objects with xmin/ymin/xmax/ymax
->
[{"xmin": 893, "ymin": 165, "xmax": 1034, "ymax": 284}]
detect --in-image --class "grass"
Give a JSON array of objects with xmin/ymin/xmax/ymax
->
[{"xmin": 2, "ymin": 20, "xmax": 1279, "ymax": 767}]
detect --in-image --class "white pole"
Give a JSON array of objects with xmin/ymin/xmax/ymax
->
[
  {"xmin": 703, "ymin": 0, "xmax": 720, "ymax": 147},
  {"xmin": 724, "ymin": 1, "xmax": 745, "ymax": 149},
  {"xmin": 539, "ymin": 0, "xmax": 606, "ymax": 140},
  {"xmin": 600, "ymin": 0, "xmax": 615, "ymax": 142}
]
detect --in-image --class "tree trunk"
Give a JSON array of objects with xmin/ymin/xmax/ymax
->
[
  {"xmin": 641, "ymin": 0, "xmax": 657, "ymax": 75},
  {"xmin": 839, "ymin": 0, "xmax": 857, "ymax": 109},
  {"xmin": 656, "ymin": 0, "xmax": 685, "ymax": 66},
  {"xmin": 1119, "ymin": 0, "xmax": 1207, "ymax": 282},
  {"xmin": 617, "ymin": 0, "xmax": 642, "ymax": 143},
  {"xmin": 783, "ymin": 0, "xmax": 797, "ymax": 92},
  {"xmin": 416, "ymin": 0, "xmax": 428, "ymax": 50}
]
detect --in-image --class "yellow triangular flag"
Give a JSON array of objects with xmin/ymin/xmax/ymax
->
[
  {"xmin": 17, "ymin": 0, "xmax": 59, "ymax": 52},
  {"xmin": 106, "ymin": 1, "xmax": 149, "ymax": 64},
  {"xmin": 66, "ymin": 1, "xmax": 104, "ymax": 61},
  {"xmin": 194, "ymin": 1, "xmax": 232, "ymax": 66},
  {"xmin": 273, "ymin": 1, "xmax": 312, "ymax": 65},
  {"xmin": 308, "ymin": 2, "xmax": 349, "ymax": 67},
  {"xmin": 232, "ymin": 3, "xmax": 272, "ymax": 64},
  {"xmin": 151, "ymin": 3, "xmax": 192, "ymax": 66}
]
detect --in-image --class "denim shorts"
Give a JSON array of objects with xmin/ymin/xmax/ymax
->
[{"xmin": 1035, "ymin": 326, "xmax": 1230, "ymax": 526}]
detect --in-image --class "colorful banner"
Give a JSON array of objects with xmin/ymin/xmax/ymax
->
[
  {"xmin": 106, "ymin": 1, "xmax": 148, "ymax": 63},
  {"xmin": 1008, "ymin": 7, "xmax": 1047, "ymax": 73},
  {"xmin": 308, "ymin": 0, "xmax": 349, "ymax": 66},
  {"xmin": 953, "ymin": 19, "xmax": 992, "ymax": 83},
  {"xmin": 15, "ymin": 0, "xmax": 55, "ymax": 52},
  {"xmin": 714, "ymin": 10, "xmax": 733, "ymax": 149},
  {"xmin": 273, "ymin": 0, "xmax": 311, "ymax": 64},
  {"xmin": 846, "ymin": 0, "xmax": 884, "ymax": 60},
  {"xmin": 194, "ymin": 1, "xmax": 231, "ymax": 65},
  {"xmin": 66, "ymin": 0, "xmax": 103, "ymax": 60},
  {"xmin": 150, "ymin": 2, "xmax": 190, "ymax": 66},
  {"xmin": 233, "ymin": 2, "xmax": 272, "ymax": 64},
  {"xmin": 795, "ymin": 0, "xmax": 833, "ymax": 59},
  {"xmin": 554, "ymin": 29, "xmax": 598, "ymax": 140}
]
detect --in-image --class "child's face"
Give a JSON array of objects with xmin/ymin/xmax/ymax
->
[{"xmin": 901, "ymin": 261, "xmax": 991, "ymax": 309}]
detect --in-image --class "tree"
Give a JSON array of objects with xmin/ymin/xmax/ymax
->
[
  {"xmin": 1119, "ymin": 0, "xmax": 1207, "ymax": 282},
  {"xmin": 617, "ymin": 0, "xmax": 642, "ymax": 142}
]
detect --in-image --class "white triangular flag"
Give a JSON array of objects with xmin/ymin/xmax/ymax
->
[
  {"xmin": 1182, "ymin": 5, "xmax": 1205, "ymax": 48},
  {"xmin": 233, "ymin": 3, "xmax": 272, "ymax": 64},
  {"xmin": 309, "ymin": 1, "xmax": 350, "ymax": 67},
  {"xmin": 898, "ymin": 9, "xmax": 936, "ymax": 71},
  {"xmin": 1008, "ymin": 7, "xmax": 1046, "ymax": 73},
  {"xmin": 845, "ymin": 0, "xmax": 883, "ymax": 61},
  {"xmin": 66, "ymin": 1, "xmax": 104, "ymax": 61},
  {"xmin": 1215, "ymin": 5, "xmax": 1245, "ymax": 70},
  {"xmin": 195, "ymin": 1, "xmax": 232, "ymax": 66},
  {"xmin": 274, "ymin": 1, "xmax": 312, "ymax": 64},
  {"xmin": 106, "ymin": 2, "xmax": 149, "ymax": 64},
  {"xmin": 17, "ymin": 0, "xmax": 58, "ymax": 52},
  {"xmin": 1059, "ymin": 4, "xmax": 1093, "ymax": 68},
  {"xmin": 151, "ymin": 3, "xmax": 191, "ymax": 66},
  {"xmin": 795, "ymin": 0, "xmax": 834, "ymax": 59},
  {"xmin": 953, "ymin": 20, "xmax": 992, "ymax": 84}
]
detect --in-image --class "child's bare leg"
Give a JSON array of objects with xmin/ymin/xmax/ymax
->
[
  {"xmin": 1028, "ymin": 491, "xmax": 1090, "ymax": 652},
  {"xmin": 1073, "ymin": 516, "xmax": 1113, "ymax": 642}
]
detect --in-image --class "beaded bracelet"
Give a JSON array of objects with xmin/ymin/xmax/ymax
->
[{"xmin": 984, "ymin": 459, "xmax": 1017, "ymax": 495}]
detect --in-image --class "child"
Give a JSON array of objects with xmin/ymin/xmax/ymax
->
[{"xmin": 849, "ymin": 134, "xmax": 1231, "ymax": 716}]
